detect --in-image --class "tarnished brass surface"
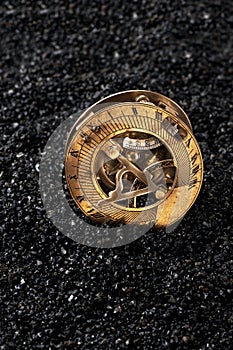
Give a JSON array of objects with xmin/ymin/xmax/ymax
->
[{"xmin": 65, "ymin": 90, "xmax": 203, "ymax": 228}]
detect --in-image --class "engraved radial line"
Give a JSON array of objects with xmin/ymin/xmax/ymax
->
[
  {"xmin": 121, "ymin": 109, "xmax": 126, "ymax": 118},
  {"xmin": 80, "ymin": 181, "xmax": 93, "ymax": 188},
  {"xmin": 81, "ymin": 186, "xmax": 95, "ymax": 192},
  {"xmin": 129, "ymin": 114, "xmax": 138, "ymax": 128},
  {"xmin": 173, "ymin": 145, "xmax": 189, "ymax": 183},
  {"xmin": 125, "ymin": 116, "xmax": 132, "ymax": 128},
  {"xmin": 78, "ymin": 174, "xmax": 91, "ymax": 180},
  {"xmin": 82, "ymin": 141, "xmax": 97, "ymax": 150},
  {"xmin": 102, "ymin": 208, "xmax": 120, "ymax": 219},
  {"xmin": 102, "ymin": 121, "xmax": 114, "ymax": 134},
  {"xmin": 176, "ymin": 150, "xmax": 187, "ymax": 163},
  {"xmin": 78, "ymin": 156, "xmax": 92, "ymax": 166},
  {"xmin": 76, "ymin": 141, "xmax": 86, "ymax": 147},
  {"xmin": 118, "ymin": 116, "xmax": 128, "ymax": 129},
  {"xmin": 149, "ymin": 118, "xmax": 155, "ymax": 132},
  {"xmin": 148, "ymin": 212, "xmax": 157, "ymax": 222},
  {"xmin": 173, "ymin": 137, "xmax": 187, "ymax": 164},
  {"xmin": 79, "ymin": 148, "xmax": 90, "ymax": 157},
  {"xmin": 116, "ymin": 118, "xmax": 124, "ymax": 129},
  {"xmin": 79, "ymin": 159, "xmax": 91, "ymax": 168},
  {"xmin": 82, "ymin": 189, "xmax": 99, "ymax": 195},
  {"xmin": 179, "ymin": 144, "xmax": 188, "ymax": 164},
  {"xmin": 157, "ymin": 121, "xmax": 162, "ymax": 136},
  {"xmin": 81, "ymin": 183, "xmax": 95, "ymax": 189},
  {"xmin": 126, "ymin": 210, "xmax": 138, "ymax": 220},
  {"xmin": 168, "ymin": 134, "xmax": 181, "ymax": 160},
  {"xmin": 107, "ymin": 111, "xmax": 114, "ymax": 120},
  {"xmin": 80, "ymin": 151, "xmax": 95, "ymax": 160},
  {"xmin": 138, "ymin": 115, "xmax": 144, "ymax": 129},
  {"xmin": 132, "ymin": 113, "xmax": 139, "ymax": 128},
  {"xmin": 108, "ymin": 123, "xmax": 116, "ymax": 133},
  {"xmin": 140, "ymin": 212, "xmax": 150, "ymax": 222},
  {"xmin": 113, "ymin": 120, "xmax": 123, "ymax": 131},
  {"xmin": 170, "ymin": 137, "xmax": 182, "ymax": 164},
  {"xmin": 159, "ymin": 120, "xmax": 163, "ymax": 135},
  {"xmin": 80, "ymin": 146, "xmax": 93, "ymax": 156},
  {"xmin": 79, "ymin": 145, "xmax": 93, "ymax": 155},
  {"xmin": 168, "ymin": 134, "xmax": 176, "ymax": 155},
  {"xmin": 115, "ymin": 209, "xmax": 132, "ymax": 220},
  {"xmin": 121, "ymin": 212, "xmax": 132, "ymax": 223},
  {"xmin": 79, "ymin": 163, "xmax": 91, "ymax": 173},
  {"xmin": 97, "ymin": 119, "xmax": 112, "ymax": 134},
  {"xmin": 88, "ymin": 132, "xmax": 104, "ymax": 142},
  {"xmin": 100, "ymin": 204, "xmax": 117, "ymax": 215},
  {"xmin": 161, "ymin": 122, "xmax": 164, "ymax": 140},
  {"xmin": 134, "ymin": 114, "xmax": 141, "ymax": 129},
  {"xmin": 123, "ymin": 116, "xmax": 130, "ymax": 129},
  {"xmin": 115, "ymin": 210, "xmax": 130, "ymax": 220},
  {"xmin": 171, "ymin": 133, "xmax": 183, "ymax": 155},
  {"xmin": 99, "ymin": 122, "xmax": 110, "ymax": 135},
  {"xmin": 140, "ymin": 114, "xmax": 146, "ymax": 129},
  {"xmin": 79, "ymin": 152, "xmax": 92, "ymax": 161},
  {"xmin": 101, "ymin": 205, "xmax": 123, "ymax": 217},
  {"xmin": 83, "ymin": 193, "xmax": 100, "ymax": 199},
  {"xmin": 125, "ymin": 211, "xmax": 139, "ymax": 223},
  {"xmin": 87, "ymin": 198, "xmax": 101, "ymax": 204},
  {"xmin": 86, "ymin": 198, "xmax": 101, "ymax": 203},
  {"xmin": 98, "ymin": 128, "xmax": 108, "ymax": 138},
  {"xmin": 90, "ymin": 137, "xmax": 98, "ymax": 145},
  {"xmin": 82, "ymin": 135, "xmax": 98, "ymax": 145},
  {"xmin": 78, "ymin": 169, "xmax": 91, "ymax": 175},
  {"xmin": 145, "ymin": 113, "xmax": 150, "ymax": 131},
  {"xmin": 143, "ymin": 113, "xmax": 148, "ymax": 130},
  {"xmin": 143, "ymin": 115, "xmax": 148, "ymax": 129},
  {"xmin": 149, "ymin": 117, "xmax": 154, "ymax": 133},
  {"xmin": 80, "ymin": 181, "xmax": 94, "ymax": 187},
  {"xmin": 134, "ymin": 211, "xmax": 144, "ymax": 222},
  {"xmin": 79, "ymin": 146, "xmax": 93, "ymax": 155}
]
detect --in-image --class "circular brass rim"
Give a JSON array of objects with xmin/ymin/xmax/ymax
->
[{"xmin": 65, "ymin": 91, "xmax": 203, "ymax": 228}]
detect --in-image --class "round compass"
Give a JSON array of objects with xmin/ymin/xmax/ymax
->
[{"xmin": 65, "ymin": 90, "xmax": 203, "ymax": 229}]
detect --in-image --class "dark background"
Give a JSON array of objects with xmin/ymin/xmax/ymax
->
[{"xmin": 1, "ymin": 0, "xmax": 232, "ymax": 349}]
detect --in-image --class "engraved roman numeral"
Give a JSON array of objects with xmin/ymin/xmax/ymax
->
[
  {"xmin": 188, "ymin": 163, "xmax": 201, "ymax": 190},
  {"xmin": 191, "ymin": 164, "xmax": 200, "ymax": 177},
  {"xmin": 188, "ymin": 178, "xmax": 198, "ymax": 190},
  {"xmin": 69, "ymin": 149, "xmax": 79, "ymax": 158},
  {"xmin": 80, "ymin": 131, "xmax": 91, "ymax": 142},
  {"xmin": 191, "ymin": 152, "xmax": 198, "ymax": 165},
  {"xmin": 87, "ymin": 124, "xmax": 100, "ymax": 133},
  {"xmin": 69, "ymin": 174, "xmax": 78, "ymax": 180},
  {"xmin": 91, "ymin": 212, "xmax": 105, "ymax": 219},
  {"xmin": 76, "ymin": 195, "xmax": 85, "ymax": 202},
  {"xmin": 185, "ymin": 137, "xmax": 191, "ymax": 148}
]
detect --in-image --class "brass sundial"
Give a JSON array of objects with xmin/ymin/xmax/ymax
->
[{"xmin": 65, "ymin": 90, "xmax": 203, "ymax": 229}]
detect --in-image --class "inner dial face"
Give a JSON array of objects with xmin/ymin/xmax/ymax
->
[
  {"xmin": 65, "ymin": 103, "xmax": 203, "ymax": 227},
  {"xmin": 94, "ymin": 131, "xmax": 176, "ymax": 210}
]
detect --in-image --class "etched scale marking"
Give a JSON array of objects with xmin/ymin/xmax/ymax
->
[{"xmin": 65, "ymin": 99, "xmax": 203, "ymax": 227}]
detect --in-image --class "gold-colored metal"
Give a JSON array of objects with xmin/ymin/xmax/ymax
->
[{"xmin": 65, "ymin": 90, "xmax": 203, "ymax": 229}]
